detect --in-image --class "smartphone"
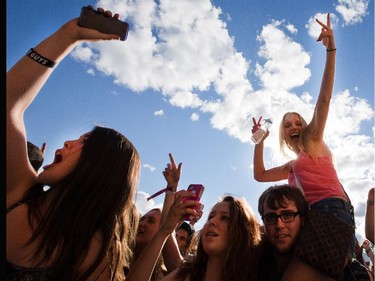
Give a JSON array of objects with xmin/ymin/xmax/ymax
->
[
  {"xmin": 182, "ymin": 184, "xmax": 205, "ymax": 221},
  {"xmin": 78, "ymin": 7, "xmax": 129, "ymax": 41}
]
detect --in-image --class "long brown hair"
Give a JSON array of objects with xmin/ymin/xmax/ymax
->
[
  {"xmin": 25, "ymin": 126, "xmax": 140, "ymax": 281},
  {"xmin": 175, "ymin": 195, "xmax": 261, "ymax": 281}
]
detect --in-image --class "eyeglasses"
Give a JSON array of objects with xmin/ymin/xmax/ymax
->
[{"xmin": 262, "ymin": 211, "xmax": 300, "ymax": 225}]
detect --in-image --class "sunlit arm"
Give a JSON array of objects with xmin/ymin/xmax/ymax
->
[{"xmin": 253, "ymin": 141, "xmax": 290, "ymax": 182}]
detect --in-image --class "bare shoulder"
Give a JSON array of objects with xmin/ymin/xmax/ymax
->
[
  {"xmin": 160, "ymin": 269, "xmax": 180, "ymax": 281},
  {"xmin": 81, "ymin": 231, "xmax": 111, "ymax": 281},
  {"xmin": 6, "ymin": 177, "xmax": 38, "ymax": 210},
  {"xmin": 304, "ymin": 139, "xmax": 331, "ymax": 158}
]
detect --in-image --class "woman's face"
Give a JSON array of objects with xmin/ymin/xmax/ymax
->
[
  {"xmin": 38, "ymin": 133, "xmax": 90, "ymax": 185},
  {"xmin": 136, "ymin": 209, "xmax": 161, "ymax": 246},
  {"xmin": 201, "ymin": 201, "xmax": 231, "ymax": 257},
  {"xmin": 283, "ymin": 113, "xmax": 303, "ymax": 148}
]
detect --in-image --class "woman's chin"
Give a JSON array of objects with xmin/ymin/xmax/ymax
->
[{"xmin": 37, "ymin": 170, "xmax": 51, "ymax": 185}]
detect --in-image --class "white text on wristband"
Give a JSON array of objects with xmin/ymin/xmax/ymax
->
[{"xmin": 27, "ymin": 48, "xmax": 56, "ymax": 68}]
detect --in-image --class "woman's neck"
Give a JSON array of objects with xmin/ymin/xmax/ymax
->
[{"xmin": 203, "ymin": 255, "xmax": 226, "ymax": 281}]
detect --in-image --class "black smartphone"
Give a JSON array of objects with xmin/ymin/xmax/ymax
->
[{"xmin": 78, "ymin": 7, "xmax": 129, "ymax": 41}]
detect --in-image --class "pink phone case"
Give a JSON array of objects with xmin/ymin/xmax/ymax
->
[{"xmin": 182, "ymin": 184, "xmax": 204, "ymax": 220}]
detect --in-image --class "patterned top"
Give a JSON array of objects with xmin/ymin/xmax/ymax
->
[{"xmin": 6, "ymin": 261, "xmax": 56, "ymax": 281}]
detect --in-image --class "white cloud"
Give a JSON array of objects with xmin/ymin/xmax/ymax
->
[
  {"xmin": 255, "ymin": 20, "xmax": 311, "ymax": 91},
  {"xmin": 143, "ymin": 163, "xmax": 156, "ymax": 172},
  {"xmin": 169, "ymin": 91, "xmax": 203, "ymax": 108},
  {"xmin": 110, "ymin": 90, "xmax": 120, "ymax": 96},
  {"xmin": 74, "ymin": 0, "xmax": 374, "ymax": 240},
  {"xmin": 154, "ymin": 109, "xmax": 165, "ymax": 116},
  {"xmin": 306, "ymin": 13, "xmax": 339, "ymax": 38},
  {"xmin": 335, "ymin": 0, "xmax": 370, "ymax": 26},
  {"xmin": 134, "ymin": 191, "xmax": 163, "ymax": 216},
  {"xmin": 191, "ymin": 112, "xmax": 199, "ymax": 121},
  {"xmin": 71, "ymin": 45, "xmax": 95, "ymax": 62},
  {"xmin": 87, "ymin": 68, "xmax": 95, "ymax": 76},
  {"xmin": 285, "ymin": 23, "xmax": 297, "ymax": 34}
]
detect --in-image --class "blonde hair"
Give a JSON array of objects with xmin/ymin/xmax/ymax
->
[{"xmin": 279, "ymin": 112, "xmax": 308, "ymax": 156}]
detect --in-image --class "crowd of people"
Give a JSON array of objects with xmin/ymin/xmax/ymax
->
[{"xmin": 6, "ymin": 5, "xmax": 374, "ymax": 281}]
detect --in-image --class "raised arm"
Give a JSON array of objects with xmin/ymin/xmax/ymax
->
[
  {"xmin": 365, "ymin": 187, "xmax": 374, "ymax": 243},
  {"xmin": 160, "ymin": 153, "xmax": 184, "ymax": 271},
  {"xmin": 6, "ymin": 6, "xmax": 121, "ymax": 197},
  {"xmin": 253, "ymin": 131, "xmax": 291, "ymax": 182},
  {"xmin": 127, "ymin": 190, "xmax": 202, "ymax": 281},
  {"xmin": 306, "ymin": 13, "xmax": 336, "ymax": 142}
]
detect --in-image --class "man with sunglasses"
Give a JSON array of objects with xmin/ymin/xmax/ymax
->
[{"xmin": 256, "ymin": 184, "xmax": 372, "ymax": 281}]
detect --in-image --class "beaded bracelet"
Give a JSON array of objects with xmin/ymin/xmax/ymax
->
[
  {"xmin": 27, "ymin": 48, "xmax": 56, "ymax": 68},
  {"xmin": 326, "ymin": 48, "xmax": 337, "ymax": 52}
]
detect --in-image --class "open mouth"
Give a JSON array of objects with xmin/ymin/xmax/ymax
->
[
  {"xmin": 291, "ymin": 133, "xmax": 299, "ymax": 141},
  {"xmin": 53, "ymin": 153, "xmax": 63, "ymax": 164}
]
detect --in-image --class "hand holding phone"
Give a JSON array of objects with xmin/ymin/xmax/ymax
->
[
  {"xmin": 182, "ymin": 184, "xmax": 205, "ymax": 221},
  {"xmin": 78, "ymin": 7, "xmax": 129, "ymax": 41}
]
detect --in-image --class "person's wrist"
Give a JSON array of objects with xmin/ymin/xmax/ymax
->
[
  {"xmin": 27, "ymin": 48, "xmax": 57, "ymax": 68},
  {"xmin": 166, "ymin": 185, "xmax": 176, "ymax": 195}
]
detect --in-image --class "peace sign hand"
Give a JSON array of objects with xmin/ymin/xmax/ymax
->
[{"xmin": 316, "ymin": 13, "xmax": 335, "ymax": 51}]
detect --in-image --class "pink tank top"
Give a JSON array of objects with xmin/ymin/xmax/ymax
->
[{"xmin": 288, "ymin": 151, "xmax": 347, "ymax": 206}]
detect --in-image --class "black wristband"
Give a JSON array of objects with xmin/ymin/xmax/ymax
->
[
  {"xmin": 27, "ymin": 48, "xmax": 56, "ymax": 68},
  {"xmin": 326, "ymin": 48, "xmax": 337, "ymax": 52}
]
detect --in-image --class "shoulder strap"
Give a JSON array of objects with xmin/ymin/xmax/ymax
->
[
  {"xmin": 6, "ymin": 183, "xmax": 46, "ymax": 214},
  {"xmin": 6, "ymin": 199, "xmax": 26, "ymax": 214}
]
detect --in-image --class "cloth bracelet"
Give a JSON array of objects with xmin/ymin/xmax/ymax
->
[
  {"xmin": 326, "ymin": 48, "xmax": 336, "ymax": 52},
  {"xmin": 27, "ymin": 48, "xmax": 56, "ymax": 68},
  {"xmin": 147, "ymin": 186, "xmax": 175, "ymax": 201}
]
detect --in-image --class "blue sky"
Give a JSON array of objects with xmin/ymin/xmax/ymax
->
[{"xmin": 7, "ymin": 0, "xmax": 374, "ymax": 243}]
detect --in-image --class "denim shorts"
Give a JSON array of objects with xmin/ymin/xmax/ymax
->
[{"xmin": 310, "ymin": 197, "xmax": 356, "ymax": 259}]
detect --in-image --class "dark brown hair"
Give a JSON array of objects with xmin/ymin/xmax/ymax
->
[
  {"xmin": 175, "ymin": 195, "xmax": 261, "ymax": 281},
  {"xmin": 258, "ymin": 184, "xmax": 308, "ymax": 217},
  {"xmin": 25, "ymin": 126, "xmax": 140, "ymax": 281}
]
